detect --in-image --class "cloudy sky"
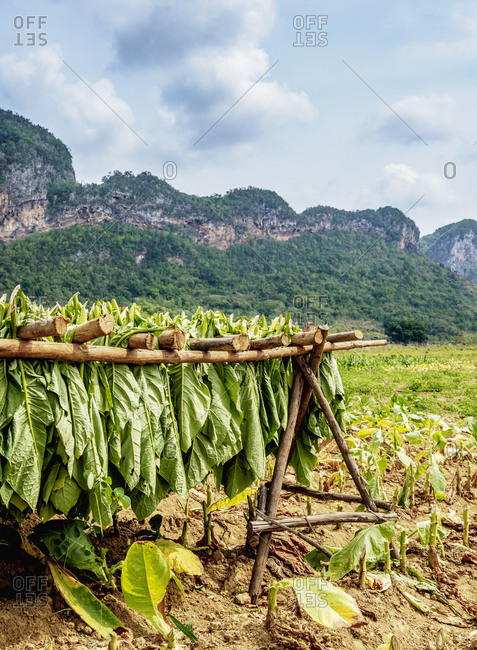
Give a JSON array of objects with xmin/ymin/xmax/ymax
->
[{"xmin": 1, "ymin": 0, "xmax": 476, "ymax": 235}]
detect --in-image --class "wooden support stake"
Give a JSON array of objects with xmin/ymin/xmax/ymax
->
[
  {"xmin": 327, "ymin": 330, "xmax": 363, "ymax": 343},
  {"xmin": 17, "ymin": 316, "xmax": 70, "ymax": 339},
  {"xmin": 158, "ymin": 328, "xmax": 186, "ymax": 350},
  {"xmin": 127, "ymin": 333, "xmax": 158, "ymax": 350},
  {"xmin": 275, "ymin": 482, "xmax": 392, "ymax": 510},
  {"xmin": 189, "ymin": 334, "xmax": 250, "ymax": 352},
  {"xmin": 250, "ymin": 333, "xmax": 290, "ymax": 350},
  {"xmin": 72, "ymin": 314, "xmax": 115, "ymax": 343},
  {"xmin": 296, "ymin": 355, "xmax": 378, "ymax": 513},
  {"xmin": 249, "ymin": 368, "xmax": 305, "ymax": 603}
]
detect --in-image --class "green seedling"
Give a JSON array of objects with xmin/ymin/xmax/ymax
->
[
  {"xmin": 359, "ymin": 545, "xmax": 367, "ymax": 589},
  {"xmin": 399, "ymin": 529, "xmax": 407, "ymax": 575},
  {"xmin": 463, "ymin": 505, "xmax": 469, "ymax": 547}
]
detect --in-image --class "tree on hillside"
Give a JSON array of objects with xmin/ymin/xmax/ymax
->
[{"xmin": 384, "ymin": 319, "xmax": 428, "ymax": 344}]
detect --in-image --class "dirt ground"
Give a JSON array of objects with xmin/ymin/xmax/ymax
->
[{"xmin": 1, "ymin": 453, "xmax": 477, "ymax": 650}]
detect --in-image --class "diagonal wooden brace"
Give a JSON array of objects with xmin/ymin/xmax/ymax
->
[{"xmin": 295, "ymin": 355, "xmax": 378, "ymax": 513}]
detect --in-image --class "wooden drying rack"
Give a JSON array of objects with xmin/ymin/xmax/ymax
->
[
  {"xmin": 3, "ymin": 315, "xmax": 385, "ymax": 364},
  {"xmin": 4, "ymin": 314, "xmax": 392, "ymax": 598}
]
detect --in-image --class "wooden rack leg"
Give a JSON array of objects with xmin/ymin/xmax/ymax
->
[
  {"xmin": 296, "ymin": 356, "xmax": 378, "ymax": 513},
  {"xmin": 249, "ymin": 368, "xmax": 305, "ymax": 603}
]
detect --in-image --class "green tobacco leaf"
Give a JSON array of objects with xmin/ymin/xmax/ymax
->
[
  {"xmin": 305, "ymin": 548, "xmax": 334, "ymax": 571},
  {"xmin": 49, "ymin": 467, "xmax": 82, "ymax": 515},
  {"xmin": 328, "ymin": 522, "xmax": 396, "ymax": 581},
  {"xmin": 429, "ymin": 454, "xmax": 446, "ymax": 498},
  {"xmin": 239, "ymin": 365, "xmax": 265, "ymax": 479},
  {"xmin": 222, "ymin": 451, "xmax": 256, "ymax": 498},
  {"xmin": 60, "ymin": 363, "xmax": 92, "ymax": 458},
  {"xmin": 44, "ymin": 362, "xmax": 75, "ymax": 473},
  {"xmin": 121, "ymin": 541, "xmax": 172, "ymax": 636},
  {"xmin": 155, "ymin": 539, "xmax": 203, "ymax": 575},
  {"xmin": 291, "ymin": 577, "xmax": 364, "ymax": 629},
  {"xmin": 398, "ymin": 465, "xmax": 412, "ymax": 507},
  {"xmin": 169, "ymin": 363, "xmax": 210, "ymax": 452},
  {"xmin": 207, "ymin": 486, "xmax": 258, "ymax": 514},
  {"xmin": 48, "ymin": 560, "xmax": 121, "ymax": 637},
  {"xmin": 5, "ymin": 360, "xmax": 54, "ymax": 509},
  {"xmin": 37, "ymin": 519, "xmax": 105, "ymax": 578}
]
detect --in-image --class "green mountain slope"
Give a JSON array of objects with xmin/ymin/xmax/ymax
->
[{"xmin": 1, "ymin": 222, "xmax": 475, "ymax": 339}]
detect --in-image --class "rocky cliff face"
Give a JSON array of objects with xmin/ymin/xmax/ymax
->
[
  {"xmin": 0, "ymin": 172, "xmax": 421, "ymax": 251},
  {"xmin": 0, "ymin": 110, "xmax": 421, "ymax": 250},
  {"xmin": 421, "ymin": 219, "xmax": 477, "ymax": 283}
]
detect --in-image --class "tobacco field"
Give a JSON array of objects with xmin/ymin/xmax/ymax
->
[{"xmin": 0, "ymin": 293, "xmax": 476, "ymax": 650}]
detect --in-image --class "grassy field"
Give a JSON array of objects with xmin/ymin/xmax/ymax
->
[{"xmin": 336, "ymin": 344, "xmax": 477, "ymax": 420}]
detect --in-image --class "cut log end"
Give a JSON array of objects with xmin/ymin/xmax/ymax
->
[
  {"xmin": 127, "ymin": 332, "xmax": 158, "ymax": 350},
  {"xmin": 250, "ymin": 333, "xmax": 290, "ymax": 350},
  {"xmin": 17, "ymin": 316, "xmax": 70, "ymax": 339},
  {"xmin": 72, "ymin": 313, "xmax": 115, "ymax": 343},
  {"xmin": 189, "ymin": 334, "xmax": 250, "ymax": 352},
  {"xmin": 158, "ymin": 328, "xmax": 186, "ymax": 350},
  {"xmin": 290, "ymin": 329, "xmax": 323, "ymax": 347}
]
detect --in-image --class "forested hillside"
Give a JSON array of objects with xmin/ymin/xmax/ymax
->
[{"xmin": 0, "ymin": 222, "xmax": 475, "ymax": 339}]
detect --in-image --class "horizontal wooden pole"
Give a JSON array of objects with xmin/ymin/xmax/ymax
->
[
  {"xmin": 189, "ymin": 334, "xmax": 250, "ymax": 351},
  {"xmin": 72, "ymin": 314, "xmax": 115, "ymax": 343},
  {"xmin": 0, "ymin": 338, "xmax": 387, "ymax": 365},
  {"xmin": 251, "ymin": 511, "xmax": 397, "ymax": 534},
  {"xmin": 249, "ymin": 333, "xmax": 290, "ymax": 350},
  {"xmin": 276, "ymin": 482, "xmax": 393, "ymax": 510},
  {"xmin": 158, "ymin": 328, "xmax": 186, "ymax": 350},
  {"xmin": 327, "ymin": 330, "xmax": 363, "ymax": 343},
  {"xmin": 17, "ymin": 317, "xmax": 70, "ymax": 339},
  {"xmin": 251, "ymin": 509, "xmax": 332, "ymax": 557},
  {"xmin": 127, "ymin": 333, "xmax": 158, "ymax": 350}
]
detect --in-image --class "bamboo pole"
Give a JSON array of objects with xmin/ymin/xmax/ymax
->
[
  {"xmin": 251, "ymin": 511, "xmax": 397, "ymax": 534},
  {"xmin": 0, "ymin": 338, "xmax": 387, "ymax": 365},
  {"xmin": 72, "ymin": 314, "xmax": 115, "ymax": 343},
  {"xmin": 249, "ymin": 333, "xmax": 290, "ymax": 350},
  {"xmin": 158, "ymin": 328, "xmax": 186, "ymax": 350},
  {"xmin": 296, "ymin": 355, "xmax": 378, "ymax": 513},
  {"xmin": 276, "ymin": 482, "xmax": 392, "ymax": 510},
  {"xmin": 189, "ymin": 334, "xmax": 250, "ymax": 351},
  {"xmin": 327, "ymin": 330, "xmax": 363, "ymax": 343},
  {"xmin": 249, "ymin": 367, "xmax": 305, "ymax": 603},
  {"xmin": 127, "ymin": 333, "xmax": 158, "ymax": 350},
  {"xmin": 17, "ymin": 316, "xmax": 70, "ymax": 339}
]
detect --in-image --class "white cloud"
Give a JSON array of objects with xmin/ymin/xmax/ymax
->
[
  {"xmin": 372, "ymin": 94, "xmax": 457, "ymax": 144},
  {"xmin": 0, "ymin": 44, "xmax": 144, "ymax": 177},
  {"xmin": 84, "ymin": 0, "xmax": 316, "ymax": 148},
  {"xmin": 358, "ymin": 163, "xmax": 456, "ymax": 216}
]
